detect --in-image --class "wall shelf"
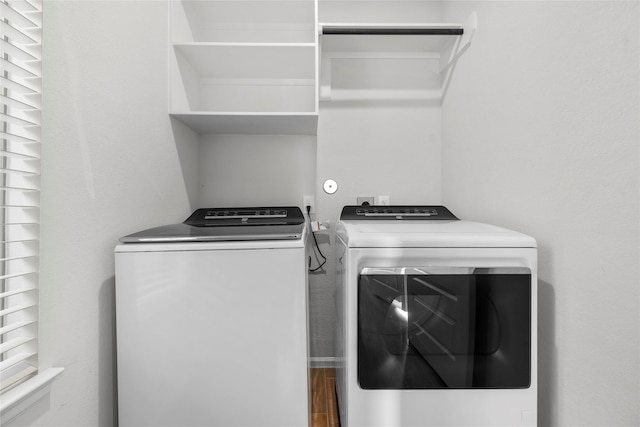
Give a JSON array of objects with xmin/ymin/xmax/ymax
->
[
  {"xmin": 170, "ymin": 112, "xmax": 319, "ymax": 135},
  {"xmin": 172, "ymin": 0, "xmax": 316, "ymax": 44},
  {"xmin": 169, "ymin": 0, "xmax": 318, "ymax": 135},
  {"xmin": 318, "ymin": 13, "xmax": 477, "ymax": 102},
  {"xmin": 169, "ymin": 1, "xmax": 476, "ymax": 132},
  {"xmin": 320, "ymin": 23, "xmax": 464, "ymax": 36},
  {"xmin": 171, "ymin": 43, "xmax": 317, "ymax": 113}
]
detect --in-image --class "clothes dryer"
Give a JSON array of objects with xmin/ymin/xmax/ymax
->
[
  {"xmin": 335, "ymin": 206, "xmax": 537, "ymax": 427},
  {"xmin": 115, "ymin": 207, "xmax": 309, "ymax": 427}
]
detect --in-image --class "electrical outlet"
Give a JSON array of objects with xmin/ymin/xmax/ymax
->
[
  {"xmin": 377, "ymin": 195, "xmax": 390, "ymax": 205},
  {"xmin": 303, "ymin": 195, "xmax": 315, "ymax": 213},
  {"xmin": 357, "ymin": 196, "xmax": 375, "ymax": 206}
]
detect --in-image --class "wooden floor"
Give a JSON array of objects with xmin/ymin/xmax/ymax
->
[{"xmin": 311, "ymin": 368, "xmax": 340, "ymax": 427}]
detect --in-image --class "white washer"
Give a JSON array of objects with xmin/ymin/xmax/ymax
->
[
  {"xmin": 115, "ymin": 207, "xmax": 309, "ymax": 427},
  {"xmin": 335, "ymin": 206, "xmax": 537, "ymax": 427}
]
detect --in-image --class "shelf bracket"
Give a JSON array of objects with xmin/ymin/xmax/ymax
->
[
  {"xmin": 439, "ymin": 12, "xmax": 477, "ymax": 74},
  {"xmin": 319, "ymin": 49, "xmax": 332, "ymax": 101}
]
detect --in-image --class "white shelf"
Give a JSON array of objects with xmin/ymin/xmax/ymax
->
[
  {"xmin": 172, "ymin": 0, "xmax": 316, "ymax": 43},
  {"xmin": 320, "ymin": 22, "xmax": 464, "ymax": 32},
  {"xmin": 170, "ymin": 112, "xmax": 319, "ymax": 135},
  {"xmin": 318, "ymin": 14, "xmax": 477, "ymax": 102},
  {"xmin": 169, "ymin": 0, "xmax": 476, "ymax": 132},
  {"xmin": 319, "ymin": 19, "xmax": 471, "ymax": 56},
  {"xmin": 169, "ymin": 0, "xmax": 319, "ymax": 135},
  {"xmin": 171, "ymin": 43, "xmax": 317, "ymax": 114}
]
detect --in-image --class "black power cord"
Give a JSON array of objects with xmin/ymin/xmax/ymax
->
[{"xmin": 306, "ymin": 205, "xmax": 327, "ymax": 272}]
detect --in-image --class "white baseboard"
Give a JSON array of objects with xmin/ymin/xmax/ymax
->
[{"xmin": 309, "ymin": 357, "xmax": 337, "ymax": 368}]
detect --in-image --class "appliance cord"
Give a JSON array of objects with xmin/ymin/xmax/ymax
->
[{"xmin": 306, "ymin": 205, "xmax": 327, "ymax": 272}]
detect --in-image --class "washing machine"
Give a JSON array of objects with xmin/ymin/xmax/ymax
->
[
  {"xmin": 115, "ymin": 207, "xmax": 309, "ymax": 427},
  {"xmin": 335, "ymin": 205, "xmax": 537, "ymax": 427}
]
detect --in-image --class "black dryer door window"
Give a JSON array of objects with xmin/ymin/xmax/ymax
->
[{"xmin": 358, "ymin": 267, "xmax": 531, "ymax": 389}]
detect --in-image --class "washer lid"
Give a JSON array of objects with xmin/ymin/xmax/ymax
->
[
  {"xmin": 119, "ymin": 206, "xmax": 305, "ymax": 243},
  {"xmin": 119, "ymin": 222, "xmax": 305, "ymax": 243},
  {"xmin": 336, "ymin": 220, "xmax": 537, "ymax": 248}
]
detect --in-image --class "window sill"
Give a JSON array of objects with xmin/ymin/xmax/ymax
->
[{"xmin": 0, "ymin": 368, "xmax": 64, "ymax": 424}]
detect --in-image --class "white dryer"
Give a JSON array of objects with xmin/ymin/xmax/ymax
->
[
  {"xmin": 115, "ymin": 207, "xmax": 309, "ymax": 427},
  {"xmin": 335, "ymin": 205, "xmax": 537, "ymax": 427}
]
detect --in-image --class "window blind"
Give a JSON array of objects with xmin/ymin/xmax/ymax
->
[{"xmin": 0, "ymin": 0, "xmax": 42, "ymax": 394}]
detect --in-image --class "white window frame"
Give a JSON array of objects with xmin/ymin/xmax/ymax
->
[{"xmin": 1, "ymin": 0, "xmax": 62, "ymax": 422}]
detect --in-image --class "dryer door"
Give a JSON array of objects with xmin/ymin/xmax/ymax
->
[{"xmin": 358, "ymin": 267, "xmax": 531, "ymax": 389}]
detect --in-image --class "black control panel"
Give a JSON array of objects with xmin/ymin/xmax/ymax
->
[
  {"xmin": 203, "ymin": 209, "xmax": 287, "ymax": 220},
  {"xmin": 340, "ymin": 205, "xmax": 459, "ymax": 221},
  {"xmin": 184, "ymin": 207, "xmax": 305, "ymax": 227}
]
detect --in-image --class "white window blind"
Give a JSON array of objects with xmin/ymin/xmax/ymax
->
[{"xmin": 0, "ymin": 0, "xmax": 42, "ymax": 394}]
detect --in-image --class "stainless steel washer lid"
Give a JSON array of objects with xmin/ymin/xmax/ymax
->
[
  {"xmin": 120, "ymin": 206, "xmax": 305, "ymax": 243},
  {"xmin": 120, "ymin": 222, "xmax": 305, "ymax": 243}
]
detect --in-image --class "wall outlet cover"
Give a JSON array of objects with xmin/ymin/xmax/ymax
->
[
  {"xmin": 357, "ymin": 196, "xmax": 375, "ymax": 206},
  {"xmin": 303, "ymin": 195, "xmax": 315, "ymax": 213}
]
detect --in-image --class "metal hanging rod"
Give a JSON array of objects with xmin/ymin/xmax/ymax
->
[{"xmin": 321, "ymin": 26, "xmax": 464, "ymax": 36}]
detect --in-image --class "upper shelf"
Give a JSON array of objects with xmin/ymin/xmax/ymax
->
[
  {"xmin": 320, "ymin": 23, "xmax": 463, "ymax": 36},
  {"xmin": 172, "ymin": 0, "xmax": 317, "ymax": 44},
  {"xmin": 317, "ymin": 14, "xmax": 477, "ymax": 101},
  {"xmin": 319, "ymin": 23, "xmax": 465, "ymax": 54},
  {"xmin": 170, "ymin": 0, "xmax": 319, "ymax": 135},
  {"xmin": 319, "ymin": 17, "xmax": 474, "ymax": 58},
  {"xmin": 170, "ymin": 112, "xmax": 319, "ymax": 135}
]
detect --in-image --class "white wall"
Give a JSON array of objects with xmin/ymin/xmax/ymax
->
[
  {"xmin": 311, "ymin": 101, "xmax": 443, "ymax": 356},
  {"xmin": 11, "ymin": 1, "xmax": 196, "ymax": 426},
  {"xmin": 197, "ymin": 134, "xmax": 316, "ymax": 208},
  {"xmin": 441, "ymin": 1, "xmax": 639, "ymax": 425}
]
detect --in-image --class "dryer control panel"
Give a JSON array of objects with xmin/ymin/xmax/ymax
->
[{"xmin": 340, "ymin": 205, "xmax": 459, "ymax": 221}]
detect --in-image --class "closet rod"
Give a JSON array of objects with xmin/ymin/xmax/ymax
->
[{"xmin": 321, "ymin": 27, "xmax": 463, "ymax": 36}]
